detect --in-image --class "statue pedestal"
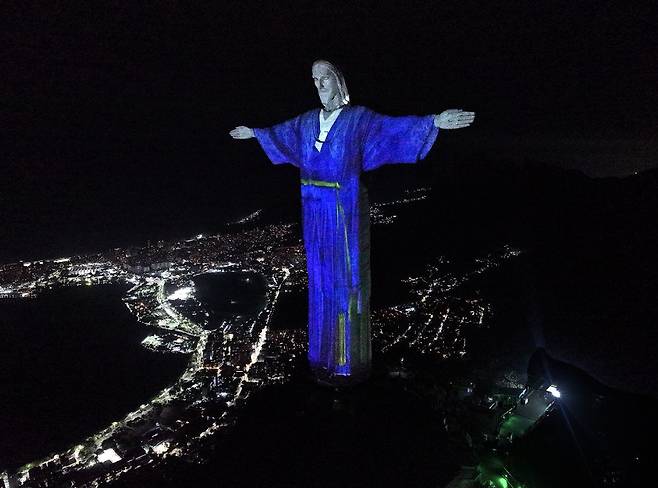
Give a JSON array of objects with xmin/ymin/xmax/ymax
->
[{"xmin": 311, "ymin": 363, "xmax": 371, "ymax": 388}]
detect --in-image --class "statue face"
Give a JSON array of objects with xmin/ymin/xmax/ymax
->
[{"xmin": 312, "ymin": 64, "xmax": 339, "ymax": 106}]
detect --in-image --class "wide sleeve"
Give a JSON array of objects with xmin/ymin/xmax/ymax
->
[
  {"xmin": 253, "ymin": 114, "xmax": 303, "ymax": 168},
  {"xmin": 361, "ymin": 110, "xmax": 439, "ymax": 172}
]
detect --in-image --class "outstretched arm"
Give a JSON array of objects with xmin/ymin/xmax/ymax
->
[
  {"xmin": 362, "ymin": 111, "xmax": 439, "ymax": 171},
  {"xmin": 229, "ymin": 126, "xmax": 255, "ymax": 139},
  {"xmin": 434, "ymin": 109, "xmax": 475, "ymax": 129},
  {"xmin": 231, "ymin": 114, "xmax": 303, "ymax": 167},
  {"xmin": 361, "ymin": 108, "xmax": 476, "ymax": 171}
]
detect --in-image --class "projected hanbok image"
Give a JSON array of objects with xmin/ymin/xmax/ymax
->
[{"xmin": 230, "ymin": 60, "xmax": 475, "ymax": 385}]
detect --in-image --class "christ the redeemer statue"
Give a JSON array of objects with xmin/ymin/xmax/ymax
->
[{"xmin": 230, "ymin": 59, "xmax": 474, "ymax": 386}]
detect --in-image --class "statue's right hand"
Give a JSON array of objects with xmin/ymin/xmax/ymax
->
[{"xmin": 229, "ymin": 126, "xmax": 255, "ymax": 139}]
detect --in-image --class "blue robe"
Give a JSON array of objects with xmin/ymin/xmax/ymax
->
[{"xmin": 254, "ymin": 105, "xmax": 439, "ymax": 382}]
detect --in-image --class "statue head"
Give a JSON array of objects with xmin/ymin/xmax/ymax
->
[{"xmin": 312, "ymin": 59, "xmax": 350, "ymax": 110}]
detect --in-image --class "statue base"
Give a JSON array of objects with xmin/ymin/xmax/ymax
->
[{"xmin": 311, "ymin": 364, "xmax": 371, "ymax": 388}]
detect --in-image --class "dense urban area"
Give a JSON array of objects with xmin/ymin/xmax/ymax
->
[{"xmin": 0, "ymin": 189, "xmax": 555, "ymax": 488}]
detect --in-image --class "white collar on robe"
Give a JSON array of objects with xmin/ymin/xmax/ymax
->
[{"xmin": 315, "ymin": 108, "xmax": 343, "ymax": 152}]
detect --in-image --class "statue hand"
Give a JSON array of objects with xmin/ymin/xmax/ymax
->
[
  {"xmin": 434, "ymin": 110, "xmax": 475, "ymax": 129},
  {"xmin": 229, "ymin": 126, "xmax": 255, "ymax": 139}
]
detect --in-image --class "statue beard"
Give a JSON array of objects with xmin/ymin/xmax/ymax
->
[{"xmin": 318, "ymin": 90, "xmax": 338, "ymax": 109}]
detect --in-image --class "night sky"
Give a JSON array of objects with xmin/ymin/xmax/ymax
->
[{"xmin": 3, "ymin": 1, "xmax": 657, "ymax": 261}]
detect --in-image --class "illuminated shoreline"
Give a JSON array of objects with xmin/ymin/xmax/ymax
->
[{"xmin": 0, "ymin": 191, "xmax": 523, "ymax": 487}]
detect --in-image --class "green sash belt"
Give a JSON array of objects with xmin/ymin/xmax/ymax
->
[{"xmin": 301, "ymin": 178, "xmax": 341, "ymax": 189}]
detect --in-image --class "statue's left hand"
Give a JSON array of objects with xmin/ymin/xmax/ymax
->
[{"xmin": 434, "ymin": 110, "xmax": 475, "ymax": 129}]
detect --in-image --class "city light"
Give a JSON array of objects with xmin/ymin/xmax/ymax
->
[
  {"xmin": 0, "ymin": 187, "xmax": 524, "ymax": 486},
  {"xmin": 167, "ymin": 286, "xmax": 194, "ymax": 301},
  {"xmin": 97, "ymin": 449, "xmax": 121, "ymax": 464},
  {"xmin": 152, "ymin": 442, "xmax": 170, "ymax": 455},
  {"xmin": 546, "ymin": 385, "xmax": 561, "ymax": 398}
]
